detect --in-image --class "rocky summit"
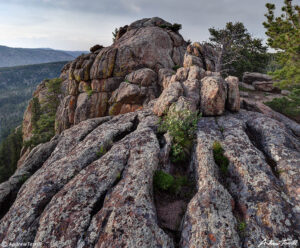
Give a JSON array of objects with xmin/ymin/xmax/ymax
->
[{"xmin": 1, "ymin": 17, "xmax": 300, "ymax": 248}]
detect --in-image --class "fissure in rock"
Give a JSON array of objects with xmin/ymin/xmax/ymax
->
[
  {"xmin": 244, "ymin": 124, "xmax": 281, "ymax": 180},
  {"xmin": 154, "ymin": 133, "xmax": 197, "ymax": 248}
]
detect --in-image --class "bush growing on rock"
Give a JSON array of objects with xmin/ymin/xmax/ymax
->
[
  {"xmin": 160, "ymin": 23, "xmax": 182, "ymax": 33},
  {"xmin": 84, "ymin": 84, "xmax": 93, "ymax": 97},
  {"xmin": 172, "ymin": 65, "xmax": 180, "ymax": 71},
  {"xmin": 265, "ymin": 86, "xmax": 300, "ymax": 122},
  {"xmin": 112, "ymin": 27, "xmax": 119, "ymax": 42},
  {"xmin": 96, "ymin": 145, "xmax": 107, "ymax": 158},
  {"xmin": 212, "ymin": 141, "xmax": 229, "ymax": 175},
  {"xmin": 90, "ymin": 44, "xmax": 104, "ymax": 53},
  {"xmin": 158, "ymin": 108, "xmax": 200, "ymax": 163},
  {"xmin": 154, "ymin": 170, "xmax": 175, "ymax": 191},
  {"xmin": 153, "ymin": 170, "xmax": 189, "ymax": 194}
]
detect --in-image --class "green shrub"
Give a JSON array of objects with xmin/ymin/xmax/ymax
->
[
  {"xmin": 84, "ymin": 85, "xmax": 93, "ymax": 97},
  {"xmin": 158, "ymin": 108, "xmax": 200, "ymax": 163},
  {"xmin": 238, "ymin": 221, "xmax": 247, "ymax": 236},
  {"xmin": 154, "ymin": 171, "xmax": 189, "ymax": 194},
  {"xmin": 172, "ymin": 65, "xmax": 180, "ymax": 71},
  {"xmin": 154, "ymin": 170, "xmax": 175, "ymax": 191},
  {"xmin": 265, "ymin": 87, "xmax": 300, "ymax": 120},
  {"xmin": 19, "ymin": 174, "xmax": 29, "ymax": 184},
  {"xmin": 159, "ymin": 24, "xmax": 168, "ymax": 29},
  {"xmin": 170, "ymin": 23, "xmax": 182, "ymax": 32},
  {"xmin": 116, "ymin": 172, "xmax": 121, "ymax": 181},
  {"xmin": 212, "ymin": 141, "xmax": 229, "ymax": 175},
  {"xmin": 112, "ymin": 27, "xmax": 119, "ymax": 42},
  {"xmin": 160, "ymin": 23, "xmax": 182, "ymax": 33},
  {"xmin": 96, "ymin": 145, "xmax": 107, "ymax": 158}
]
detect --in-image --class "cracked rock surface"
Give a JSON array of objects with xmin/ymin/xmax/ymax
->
[{"xmin": 1, "ymin": 109, "xmax": 299, "ymax": 247}]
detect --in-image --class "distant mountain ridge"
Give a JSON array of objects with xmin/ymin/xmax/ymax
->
[
  {"xmin": 38, "ymin": 48, "xmax": 88, "ymax": 58},
  {"xmin": 0, "ymin": 45, "xmax": 87, "ymax": 67}
]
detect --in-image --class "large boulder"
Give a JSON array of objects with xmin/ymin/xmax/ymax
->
[
  {"xmin": 153, "ymin": 81, "xmax": 184, "ymax": 116},
  {"xmin": 225, "ymin": 76, "xmax": 240, "ymax": 112},
  {"xmin": 108, "ymin": 82, "xmax": 145, "ymax": 115},
  {"xmin": 200, "ymin": 76, "xmax": 227, "ymax": 116},
  {"xmin": 158, "ymin": 68, "xmax": 175, "ymax": 89},
  {"xmin": 125, "ymin": 68, "xmax": 157, "ymax": 87},
  {"xmin": 242, "ymin": 72, "xmax": 272, "ymax": 84},
  {"xmin": 252, "ymin": 80, "xmax": 280, "ymax": 92}
]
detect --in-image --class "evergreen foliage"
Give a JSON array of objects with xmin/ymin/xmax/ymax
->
[
  {"xmin": 265, "ymin": 86, "xmax": 300, "ymax": 121},
  {"xmin": 0, "ymin": 127, "xmax": 23, "ymax": 183},
  {"xmin": 160, "ymin": 23, "xmax": 182, "ymax": 32},
  {"xmin": 158, "ymin": 108, "xmax": 200, "ymax": 163},
  {"xmin": 263, "ymin": 0, "xmax": 300, "ymax": 89},
  {"xmin": 208, "ymin": 22, "xmax": 269, "ymax": 79},
  {"xmin": 153, "ymin": 170, "xmax": 189, "ymax": 194},
  {"xmin": 24, "ymin": 78, "xmax": 62, "ymax": 148}
]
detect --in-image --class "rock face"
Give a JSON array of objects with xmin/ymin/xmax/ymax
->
[
  {"xmin": 0, "ymin": 110, "xmax": 173, "ymax": 248},
  {"xmin": 241, "ymin": 98, "xmax": 300, "ymax": 137},
  {"xmin": 52, "ymin": 17, "xmax": 187, "ymax": 134},
  {"xmin": 21, "ymin": 18, "xmax": 239, "ymax": 140},
  {"xmin": 181, "ymin": 110, "xmax": 300, "ymax": 247}
]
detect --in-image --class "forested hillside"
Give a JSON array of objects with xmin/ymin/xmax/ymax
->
[{"xmin": 0, "ymin": 61, "xmax": 67, "ymax": 142}]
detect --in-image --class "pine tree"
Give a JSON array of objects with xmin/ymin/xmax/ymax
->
[
  {"xmin": 208, "ymin": 22, "xmax": 269, "ymax": 79},
  {"xmin": 263, "ymin": 0, "xmax": 300, "ymax": 89}
]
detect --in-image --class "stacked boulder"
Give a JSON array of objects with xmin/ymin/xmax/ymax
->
[
  {"xmin": 153, "ymin": 61, "xmax": 240, "ymax": 117},
  {"xmin": 184, "ymin": 42, "xmax": 217, "ymax": 71},
  {"xmin": 242, "ymin": 72, "xmax": 280, "ymax": 93}
]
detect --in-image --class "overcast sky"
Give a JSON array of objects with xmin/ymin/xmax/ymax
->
[{"xmin": 0, "ymin": 0, "xmax": 284, "ymax": 51}]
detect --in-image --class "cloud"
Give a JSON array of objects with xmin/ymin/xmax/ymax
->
[{"xmin": 1, "ymin": 0, "xmax": 283, "ymax": 50}]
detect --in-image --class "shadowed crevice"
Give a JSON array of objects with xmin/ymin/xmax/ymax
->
[
  {"xmin": 244, "ymin": 123, "xmax": 281, "ymax": 180},
  {"xmin": 154, "ymin": 131, "xmax": 197, "ymax": 248}
]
